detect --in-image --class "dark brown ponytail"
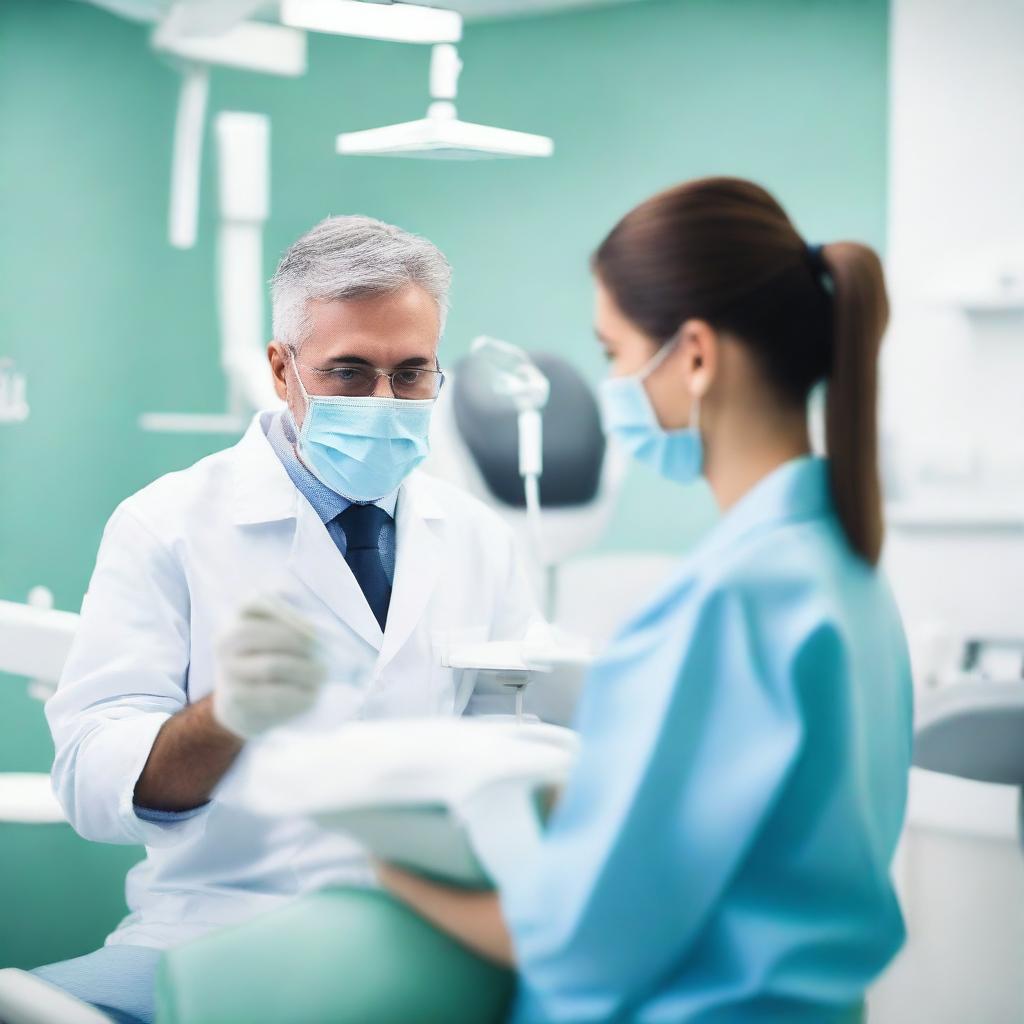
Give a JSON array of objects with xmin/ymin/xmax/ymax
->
[
  {"xmin": 818, "ymin": 243, "xmax": 888, "ymax": 564},
  {"xmin": 592, "ymin": 176, "xmax": 889, "ymax": 565}
]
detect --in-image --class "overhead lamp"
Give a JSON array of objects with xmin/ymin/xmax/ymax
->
[{"xmin": 337, "ymin": 44, "xmax": 553, "ymax": 160}]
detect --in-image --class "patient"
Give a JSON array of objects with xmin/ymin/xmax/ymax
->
[{"xmin": 378, "ymin": 177, "xmax": 911, "ymax": 1022}]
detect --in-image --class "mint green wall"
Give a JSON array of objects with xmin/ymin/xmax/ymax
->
[{"xmin": 0, "ymin": 0, "xmax": 888, "ymax": 967}]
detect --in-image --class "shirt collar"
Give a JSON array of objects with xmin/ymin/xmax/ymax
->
[
  {"xmin": 265, "ymin": 411, "xmax": 399, "ymax": 524},
  {"xmin": 694, "ymin": 455, "xmax": 834, "ymax": 563}
]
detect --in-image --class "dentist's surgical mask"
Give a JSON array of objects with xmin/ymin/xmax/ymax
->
[
  {"xmin": 289, "ymin": 352, "xmax": 435, "ymax": 502},
  {"xmin": 597, "ymin": 337, "xmax": 703, "ymax": 485}
]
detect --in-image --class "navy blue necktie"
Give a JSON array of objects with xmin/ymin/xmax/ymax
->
[{"xmin": 338, "ymin": 504, "xmax": 392, "ymax": 631}]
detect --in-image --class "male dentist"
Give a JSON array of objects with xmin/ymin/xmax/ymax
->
[{"xmin": 36, "ymin": 216, "xmax": 541, "ymax": 1023}]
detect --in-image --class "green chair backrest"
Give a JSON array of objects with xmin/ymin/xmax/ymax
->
[{"xmin": 155, "ymin": 886, "xmax": 515, "ymax": 1024}]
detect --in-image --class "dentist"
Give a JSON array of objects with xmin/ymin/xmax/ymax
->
[{"xmin": 36, "ymin": 216, "xmax": 541, "ymax": 1024}]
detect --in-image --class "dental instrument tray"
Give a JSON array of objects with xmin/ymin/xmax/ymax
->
[{"xmin": 443, "ymin": 633, "xmax": 593, "ymax": 672}]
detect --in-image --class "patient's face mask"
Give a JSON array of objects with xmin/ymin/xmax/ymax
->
[
  {"xmin": 597, "ymin": 337, "xmax": 703, "ymax": 485},
  {"xmin": 289, "ymin": 353, "xmax": 434, "ymax": 502}
]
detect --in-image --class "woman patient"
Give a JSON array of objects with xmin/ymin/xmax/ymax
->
[{"xmin": 378, "ymin": 176, "xmax": 913, "ymax": 1023}]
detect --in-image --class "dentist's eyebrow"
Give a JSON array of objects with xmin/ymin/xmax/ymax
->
[
  {"xmin": 322, "ymin": 355, "xmax": 374, "ymax": 366},
  {"xmin": 321, "ymin": 355, "xmax": 434, "ymax": 368}
]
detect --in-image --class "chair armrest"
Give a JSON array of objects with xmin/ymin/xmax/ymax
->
[{"xmin": 0, "ymin": 969, "xmax": 111, "ymax": 1024}]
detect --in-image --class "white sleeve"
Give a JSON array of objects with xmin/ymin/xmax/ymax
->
[{"xmin": 45, "ymin": 504, "xmax": 211, "ymax": 847}]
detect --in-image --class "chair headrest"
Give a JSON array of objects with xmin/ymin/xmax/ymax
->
[{"xmin": 451, "ymin": 351, "xmax": 605, "ymax": 508}]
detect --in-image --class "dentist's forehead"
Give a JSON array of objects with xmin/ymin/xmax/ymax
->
[{"xmin": 303, "ymin": 285, "xmax": 440, "ymax": 364}]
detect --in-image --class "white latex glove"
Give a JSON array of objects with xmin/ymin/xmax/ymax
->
[{"xmin": 212, "ymin": 595, "xmax": 327, "ymax": 740}]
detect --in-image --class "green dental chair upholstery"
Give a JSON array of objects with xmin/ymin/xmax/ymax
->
[
  {"xmin": 155, "ymin": 887, "xmax": 516, "ymax": 1024},
  {"xmin": 155, "ymin": 887, "xmax": 869, "ymax": 1024}
]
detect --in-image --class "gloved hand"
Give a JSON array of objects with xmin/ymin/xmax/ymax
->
[{"xmin": 212, "ymin": 595, "xmax": 327, "ymax": 740}]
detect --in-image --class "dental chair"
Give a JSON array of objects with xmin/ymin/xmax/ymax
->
[
  {"xmin": 151, "ymin": 889, "xmax": 864, "ymax": 1024},
  {"xmin": 913, "ymin": 648, "xmax": 1024, "ymax": 848},
  {"xmin": 155, "ymin": 887, "xmax": 514, "ymax": 1024}
]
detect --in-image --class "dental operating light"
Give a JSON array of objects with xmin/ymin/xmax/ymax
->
[
  {"xmin": 73, "ymin": 0, "xmax": 556, "ymax": 435},
  {"xmin": 336, "ymin": 43, "xmax": 554, "ymax": 160}
]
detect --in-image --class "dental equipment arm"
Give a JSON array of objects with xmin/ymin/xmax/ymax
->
[
  {"xmin": 0, "ymin": 598, "xmax": 78, "ymax": 687},
  {"xmin": 142, "ymin": 111, "xmax": 281, "ymax": 432},
  {"xmin": 470, "ymin": 336, "xmax": 550, "ymax": 567},
  {"xmin": 447, "ymin": 622, "xmax": 592, "ymax": 724},
  {"xmin": 153, "ymin": 4, "xmax": 306, "ymax": 251},
  {"xmin": 167, "ymin": 63, "xmax": 209, "ymax": 250}
]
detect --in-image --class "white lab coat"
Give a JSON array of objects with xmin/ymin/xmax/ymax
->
[{"xmin": 46, "ymin": 412, "xmax": 541, "ymax": 949}]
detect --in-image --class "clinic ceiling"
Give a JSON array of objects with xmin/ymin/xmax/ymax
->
[{"xmin": 77, "ymin": 0, "xmax": 648, "ymax": 25}]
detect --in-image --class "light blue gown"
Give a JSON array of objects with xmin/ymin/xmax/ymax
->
[{"xmin": 502, "ymin": 456, "xmax": 913, "ymax": 1023}]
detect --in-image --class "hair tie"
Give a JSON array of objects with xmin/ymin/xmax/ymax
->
[{"xmin": 805, "ymin": 243, "xmax": 834, "ymax": 294}]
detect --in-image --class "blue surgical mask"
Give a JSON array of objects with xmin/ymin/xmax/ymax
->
[
  {"xmin": 290, "ymin": 356, "xmax": 434, "ymax": 502},
  {"xmin": 597, "ymin": 338, "xmax": 703, "ymax": 485}
]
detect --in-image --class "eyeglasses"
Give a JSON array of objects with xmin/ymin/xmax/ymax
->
[{"xmin": 296, "ymin": 362, "xmax": 445, "ymax": 400}]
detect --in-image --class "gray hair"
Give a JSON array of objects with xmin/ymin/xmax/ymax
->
[{"xmin": 271, "ymin": 215, "xmax": 452, "ymax": 350}]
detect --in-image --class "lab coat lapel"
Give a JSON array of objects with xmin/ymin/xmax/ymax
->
[
  {"xmin": 229, "ymin": 413, "xmax": 301, "ymax": 526},
  {"xmin": 377, "ymin": 473, "xmax": 444, "ymax": 669},
  {"xmin": 289, "ymin": 498, "xmax": 384, "ymax": 652},
  {"xmin": 229, "ymin": 413, "xmax": 383, "ymax": 650}
]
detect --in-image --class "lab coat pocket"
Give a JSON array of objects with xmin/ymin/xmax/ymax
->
[{"xmin": 431, "ymin": 625, "xmax": 490, "ymax": 715}]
